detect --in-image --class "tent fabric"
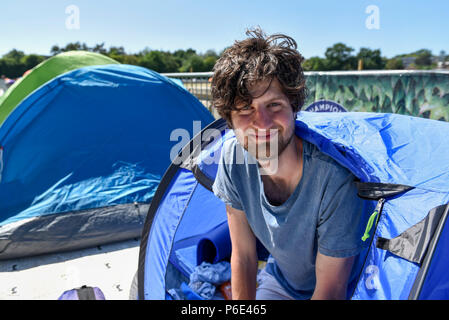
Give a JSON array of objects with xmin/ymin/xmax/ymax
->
[
  {"xmin": 142, "ymin": 168, "xmax": 201, "ymax": 299},
  {"xmin": 0, "ymin": 51, "xmax": 119, "ymax": 126},
  {"xmin": 294, "ymin": 112, "xmax": 449, "ymax": 192},
  {"xmin": 138, "ymin": 111, "xmax": 449, "ymax": 300},
  {"xmin": 139, "ymin": 120, "xmax": 228, "ymax": 300},
  {"xmin": 411, "ymin": 204, "xmax": 449, "ymax": 299},
  {"xmin": 0, "ymin": 203, "xmax": 149, "ymax": 260},
  {"xmin": 0, "ymin": 63, "xmax": 214, "ymax": 259},
  {"xmin": 376, "ymin": 204, "xmax": 448, "ymax": 264}
]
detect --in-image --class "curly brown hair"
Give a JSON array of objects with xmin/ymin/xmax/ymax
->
[{"xmin": 211, "ymin": 28, "xmax": 308, "ymax": 127}]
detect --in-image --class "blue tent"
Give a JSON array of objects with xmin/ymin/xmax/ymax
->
[
  {"xmin": 0, "ymin": 64, "xmax": 214, "ymax": 259},
  {"xmin": 138, "ymin": 111, "xmax": 449, "ymax": 300}
]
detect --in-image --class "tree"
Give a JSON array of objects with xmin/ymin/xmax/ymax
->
[
  {"xmin": 92, "ymin": 43, "xmax": 107, "ymax": 55},
  {"xmin": 324, "ymin": 43, "xmax": 357, "ymax": 70},
  {"xmin": 0, "ymin": 50, "xmax": 28, "ymax": 78},
  {"xmin": 385, "ymin": 58, "xmax": 404, "ymax": 70},
  {"xmin": 50, "ymin": 45, "xmax": 61, "ymax": 55},
  {"xmin": 3, "ymin": 49, "xmax": 25, "ymax": 62},
  {"xmin": 63, "ymin": 42, "xmax": 84, "ymax": 52},
  {"xmin": 21, "ymin": 54, "xmax": 45, "ymax": 70},
  {"xmin": 180, "ymin": 55, "xmax": 206, "ymax": 72},
  {"xmin": 414, "ymin": 49, "xmax": 432, "ymax": 67},
  {"xmin": 356, "ymin": 48, "xmax": 385, "ymax": 70},
  {"xmin": 303, "ymin": 56, "xmax": 327, "ymax": 71},
  {"xmin": 203, "ymin": 56, "xmax": 217, "ymax": 71},
  {"xmin": 106, "ymin": 46, "xmax": 127, "ymax": 62},
  {"xmin": 139, "ymin": 50, "xmax": 180, "ymax": 73},
  {"xmin": 108, "ymin": 46, "xmax": 126, "ymax": 56},
  {"xmin": 9, "ymin": 41, "xmax": 443, "ymax": 79},
  {"xmin": 203, "ymin": 49, "xmax": 219, "ymax": 59},
  {"xmin": 121, "ymin": 54, "xmax": 139, "ymax": 66},
  {"xmin": 173, "ymin": 48, "xmax": 197, "ymax": 60}
]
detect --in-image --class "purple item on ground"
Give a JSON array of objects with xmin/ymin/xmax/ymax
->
[{"xmin": 58, "ymin": 285, "xmax": 106, "ymax": 300}]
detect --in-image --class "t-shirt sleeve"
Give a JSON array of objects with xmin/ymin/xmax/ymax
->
[
  {"xmin": 212, "ymin": 146, "xmax": 244, "ymax": 211},
  {"xmin": 317, "ymin": 165, "xmax": 368, "ymax": 258}
]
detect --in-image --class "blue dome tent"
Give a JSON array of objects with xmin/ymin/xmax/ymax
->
[
  {"xmin": 0, "ymin": 64, "xmax": 214, "ymax": 260},
  {"xmin": 138, "ymin": 111, "xmax": 449, "ymax": 300}
]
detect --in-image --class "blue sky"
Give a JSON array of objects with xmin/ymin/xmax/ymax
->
[{"xmin": 1, "ymin": 0, "xmax": 448, "ymax": 58}]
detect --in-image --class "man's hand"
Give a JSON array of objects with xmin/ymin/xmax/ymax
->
[
  {"xmin": 311, "ymin": 252, "xmax": 355, "ymax": 300},
  {"xmin": 226, "ymin": 205, "xmax": 258, "ymax": 300}
]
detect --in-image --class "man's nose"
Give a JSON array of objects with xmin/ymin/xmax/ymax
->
[{"xmin": 252, "ymin": 107, "xmax": 272, "ymax": 129}]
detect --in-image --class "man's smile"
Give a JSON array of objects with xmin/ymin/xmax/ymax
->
[{"xmin": 247, "ymin": 129, "xmax": 279, "ymax": 143}]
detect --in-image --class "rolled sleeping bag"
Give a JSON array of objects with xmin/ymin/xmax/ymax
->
[{"xmin": 196, "ymin": 221, "xmax": 231, "ymax": 265}]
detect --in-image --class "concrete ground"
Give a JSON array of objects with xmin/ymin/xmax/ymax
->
[{"xmin": 0, "ymin": 238, "xmax": 140, "ymax": 300}]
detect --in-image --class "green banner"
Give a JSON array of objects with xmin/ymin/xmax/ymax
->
[{"xmin": 304, "ymin": 70, "xmax": 449, "ymax": 121}]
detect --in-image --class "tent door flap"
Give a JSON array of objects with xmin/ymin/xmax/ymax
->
[{"xmin": 376, "ymin": 204, "xmax": 449, "ymax": 264}]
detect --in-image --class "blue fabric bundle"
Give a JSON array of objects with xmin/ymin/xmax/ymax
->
[{"xmin": 168, "ymin": 261, "xmax": 231, "ymax": 300}]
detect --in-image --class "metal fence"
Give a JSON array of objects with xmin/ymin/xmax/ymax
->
[{"xmin": 162, "ymin": 72, "xmax": 215, "ymax": 115}]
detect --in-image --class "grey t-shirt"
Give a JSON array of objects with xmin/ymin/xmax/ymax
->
[{"xmin": 212, "ymin": 137, "xmax": 367, "ymax": 299}]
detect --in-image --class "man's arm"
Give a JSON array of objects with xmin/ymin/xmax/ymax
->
[
  {"xmin": 226, "ymin": 205, "xmax": 258, "ymax": 300},
  {"xmin": 311, "ymin": 252, "xmax": 355, "ymax": 300}
]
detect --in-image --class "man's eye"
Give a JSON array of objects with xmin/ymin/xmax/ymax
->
[
  {"xmin": 237, "ymin": 106, "xmax": 253, "ymax": 114},
  {"xmin": 269, "ymin": 102, "xmax": 281, "ymax": 108}
]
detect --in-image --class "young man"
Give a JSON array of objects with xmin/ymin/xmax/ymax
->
[{"xmin": 211, "ymin": 29, "xmax": 367, "ymax": 300}]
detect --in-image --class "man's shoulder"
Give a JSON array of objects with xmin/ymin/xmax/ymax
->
[
  {"xmin": 302, "ymin": 138, "xmax": 354, "ymax": 179},
  {"xmin": 303, "ymin": 139, "xmax": 338, "ymax": 167},
  {"xmin": 212, "ymin": 137, "xmax": 254, "ymax": 211}
]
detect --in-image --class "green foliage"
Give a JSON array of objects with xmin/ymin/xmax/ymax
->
[
  {"xmin": 302, "ymin": 44, "xmax": 442, "ymax": 72},
  {"xmin": 21, "ymin": 54, "xmax": 45, "ymax": 70},
  {"xmin": 2, "ymin": 43, "xmax": 448, "ymax": 122},
  {"xmin": 356, "ymin": 48, "xmax": 385, "ymax": 70},
  {"xmin": 324, "ymin": 43, "xmax": 357, "ymax": 70},
  {"xmin": 0, "ymin": 43, "xmax": 220, "ymax": 78},
  {"xmin": 0, "ymin": 49, "xmax": 38, "ymax": 78},
  {"xmin": 385, "ymin": 58, "xmax": 404, "ymax": 70},
  {"xmin": 414, "ymin": 49, "xmax": 432, "ymax": 66},
  {"xmin": 1, "ymin": 41, "xmax": 445, "ymax": 78},
  {"xmin": 303, "ymin": 56, "xmax": 327, "ymax": 71},
  {"xmin": 304, "ymin": 44, "xmax": 386, "ymax": 71},
  {"xmin": 138, "ymin": 50, "xmax": 180, "ymax": 73}
]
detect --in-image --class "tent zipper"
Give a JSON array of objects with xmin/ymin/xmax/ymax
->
[{"xmin": 362, "ymin": 198, "xmax": 385, "ymax": 241}]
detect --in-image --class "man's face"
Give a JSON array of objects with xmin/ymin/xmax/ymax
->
[{"xmin": 230, "ymin": 77, "xmax": 296, "ymax": 162}]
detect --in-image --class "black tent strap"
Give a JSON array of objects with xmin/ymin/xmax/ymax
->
[
  {"xmin": 179, "ymin": 118, "xmax": 228, "ymax": 174},
  {"xmin": 376, "ymin": 204, "xmax": 449, "ymax": 265},
  {"xmin": 355, "ymin": 181, "xmax": 414, "ymax": 200},
  {"xmin": 191, "ymin": 165, "xmax": 214, "ymax": 192}
]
